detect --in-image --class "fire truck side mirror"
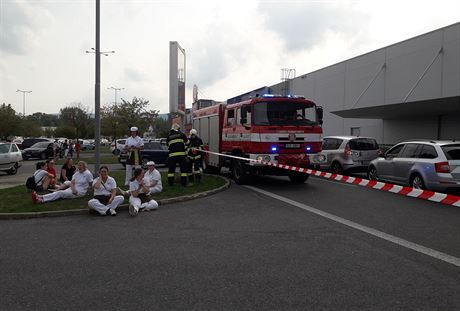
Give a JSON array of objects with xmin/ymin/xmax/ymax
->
[{"xmin": 316, "ymin": 106, "xmax": 324, "ymax": 125}]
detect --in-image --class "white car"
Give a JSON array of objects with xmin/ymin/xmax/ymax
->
[
  {"xmin": 0, "ymin": 143, "xmax": 23, "ymax": 175},
  {"xmin": 110, "ymin": 139, "xmax": 126, "ymax": 155}
]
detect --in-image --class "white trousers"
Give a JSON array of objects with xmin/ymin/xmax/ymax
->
[
  {"xmin": 42, "ymin": 188, "xmax": 85, "ymax": 202},
  {"xmin": 88, "ymin": 195, "xmax": 125, "ymax": 215},
  {"xmin": 125, "ymin": 164, "xmax": 141, "ymax": 186},
  {"xmin": 148, "ymin": 185, "xmax": 163, "ymax": 194},
  {"xmin": 129, "ymin": 195, "xmax": 158, "ymax": 211}
]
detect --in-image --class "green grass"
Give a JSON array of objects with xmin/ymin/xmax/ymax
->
[{"xmin": 0, "ymin": 171, "xmax": 227, "ymax": 213}]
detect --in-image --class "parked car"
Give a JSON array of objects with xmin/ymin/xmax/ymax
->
[
  {"xmin": 118, "ymin": 141, "xmax": 169, "ymax": 167},
  {"xmin": 368, "ymin": 140, "xmax": 460, "ymax": 192},
  {"xmin": 21, "ymin": 142, "xmax": 54, "ymax": 160},
  {"xmin": 19, "ymin": 138, "xmax": 52, "ymax": 150},
  {"xmin": 314, "ymin": 136, "xmax": 380, "ymax": 173},
  {"xmin": 0, "ymin": 143, "xmax": 23, "ymax": 175},
  {"xmin": 110, "ymin": 139, "xmax": 126, "ymax": 155},
  {"xmin": 81, "ymin": 140, "xmax": 95, "ymax": 150}
]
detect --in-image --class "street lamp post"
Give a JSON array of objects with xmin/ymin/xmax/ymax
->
[
  {"xmin": 16, "ymin": 89, "xmax": 32, "ymax": 116},
  {"xmin": 86, "ymin": 0, "xmax": 115, "ymax": 175},
  {"xmin": 108, "ymin": 86, "xmax": 124, "ymax": 105}
]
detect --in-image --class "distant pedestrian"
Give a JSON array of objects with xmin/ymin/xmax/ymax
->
[
  {"xmin": 75, "ymin": 140, "xmax": 81, "ymax": 159},
  {"xmin": 124, "ymin": 126, "xmax": 144, "ymax": 186},
  {"xmin": 63, "ymin": 139, "xmax": 69, "ymax": 157},
  {"xmin": 88, "ymin": 166, "xmax": 124, "ymax": 216},
  {"xmin": 128, "ymin": 168, "xmax": 158, "ymax": 217}
]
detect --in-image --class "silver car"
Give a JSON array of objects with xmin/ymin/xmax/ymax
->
[
  {"xmin": 315, "ymin": 136, "xmax": 380, "ymax": 174},
  {"xmin": 368, "ymin": 140, "xmax": 460, "ymax": 192},
  {"xmin": 0, "ymin": 143, "xmax": 23, "ymax": 175}
]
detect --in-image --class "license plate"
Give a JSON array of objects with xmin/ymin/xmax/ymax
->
[{"xmin": 285, "ymin": 143, "xmax": 300, "ymax": 148}]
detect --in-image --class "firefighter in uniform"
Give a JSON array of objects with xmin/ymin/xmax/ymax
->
[
  {"xmin": 187, "ymin": 128, "xmax": 204, "ymax": 183},
  {"xmin": 166, "ymin": 123, "xmax": 189, "ymax": 186},
  {"xmin": 124, "ymin": 126, "xmax": 144, "ymax": 186}
]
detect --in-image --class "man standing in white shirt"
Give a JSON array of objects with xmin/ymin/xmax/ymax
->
[
  {"xmin": 88, "ymin": 166, "xmax": 124, "ymax": 216},
  {"xmin": 143, "ymin": 161, "xmax": 163, "ymax": 194},
  {"xmin": 124, "ymin": 126, "xmax": 144, "ymax": 186}
]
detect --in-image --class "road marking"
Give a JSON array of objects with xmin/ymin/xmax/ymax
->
[{"xmin": 244, "ymin": 185, "xmax": 460, "ymax": 268}]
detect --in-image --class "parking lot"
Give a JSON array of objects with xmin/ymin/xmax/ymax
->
[{"xmin": 1, "ymin": 175, "xmax": 459, "ymax": 310}]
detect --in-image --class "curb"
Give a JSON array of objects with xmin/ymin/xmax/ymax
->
[{"xmin": 0, "ymin": 175, "xmax": 230, "ymax": 220}]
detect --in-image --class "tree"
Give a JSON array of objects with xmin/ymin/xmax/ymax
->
[
  {"xmin": 0, "ymin": 103, "xmax": 21, "ymax": 140},
  {"xmin": 150, "ymin": 117, "xmax": 170, "ymax": 138},
  {"xmin": 59, "ymin": 103, "xmax": 90, "ymax": 139},
  {"xmin": 102, "ymin": 97, "xmax": 159, "ymax": 138}
]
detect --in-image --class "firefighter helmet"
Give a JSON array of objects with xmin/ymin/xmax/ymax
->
[{"xmin": 190, "ymin": 129, "xmax": 197, "ymax": 136}]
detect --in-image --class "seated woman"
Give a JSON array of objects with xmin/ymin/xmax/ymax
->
[
  {"xmin": 32, "ymin": 161, "xmax": 93, "ymax": 204},
  {"xmin": 33, "ymin": 162, "xmax": 54, "ymax": 192},
  {"xmin": 128, "ymin": 168, "xmax": 158, "ymax": 217},
  {"xmin": 143, "ymin": 161, "xmax": 163, "ymax": 194},
  {"xmin": 88, "ymin": 166, "xmax": 124, "ymax": 216},
  {"xmin": 46, "ymin": 159, "xmax": 59, "ymax": 188},
  {"xmin": 60, "ymin": 158, "xmax": 76, "ymax": 184}
]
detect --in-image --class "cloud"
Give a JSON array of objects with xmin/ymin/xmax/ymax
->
[
  {"xmin": 0, "ymin": 1, "xmax": 55, "ymax": 55},
  {"xmin": 124, "ymin": 67, "xmax": 147, "ymax": 82},
  {"xmin": 258, "ymin": 1, "xmax": 371, "ymax": 51}
]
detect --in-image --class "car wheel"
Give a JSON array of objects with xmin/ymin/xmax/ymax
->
[
  {"xmin": 331, "ymin": 161, "xmax": 343, "ymax": 174},
  {"xmin": 289, "ymin": 172, "xmax": 309, "ymax": 184},
  {"xmin": 7, "ymin": 163, "xmax": 18, "ymax": 175},
  {"xmin": 367, "ymin": 166, "xmax": 378, "ymax": 181},
  {"xmin": 231, "ymin": 158, "xmax": 250, "ymax": 185},
  {"xmin": 113, "ymin": 149, "xmax": 120, "ymax": 156},
  {"xmin": 40, "ymin": 152, "xmax": 47, "ymax": 160},
  {"xmin": 410, "ymin": 174, "xmax": 425, "ymax": 190}
]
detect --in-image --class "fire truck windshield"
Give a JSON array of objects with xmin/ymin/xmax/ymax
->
[{"xmin": 253, "ymin": 101, "xmax": 317, "ymax": 126}]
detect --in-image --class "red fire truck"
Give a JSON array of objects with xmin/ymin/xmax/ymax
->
[{"xmin": 192, "ymin": 94, "xmax": 323, "ymax": 184}]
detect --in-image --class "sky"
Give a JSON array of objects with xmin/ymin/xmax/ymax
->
[{"xmin": 1, "ymin": 0, "xmax": 459, "ymax": 115}]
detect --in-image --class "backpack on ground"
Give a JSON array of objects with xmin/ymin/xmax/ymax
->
[{"xmin": 26, "ymin": 175, "xmax": 44, "ymax": 190}]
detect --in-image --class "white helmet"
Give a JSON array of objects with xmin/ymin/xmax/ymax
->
[{"xmin": 190, "ymin": 129, "xmax": 197, "ymax": 136}]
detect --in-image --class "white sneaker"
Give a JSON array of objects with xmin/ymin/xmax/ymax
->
[
  {"xmin": 129, "ymin": 204, "xmax": 138, "ymax": 217},
  {"xmin": 109, "ymin": 209, "xmax": 117, "ymax": 216}
]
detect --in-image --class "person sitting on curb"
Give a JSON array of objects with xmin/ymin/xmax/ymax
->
[
  {"xmin": 32, "ymin": 162, "xmax": 54, "ymax": 192},
  {"xmin": 46, "ymin": 159, "xmax": 59, "ymax": 189},
  {"xmin": 88, "ymin": 166, "xmax": 124, "ymax": 216},
  {"xmin": 128, "ymin": 168, "xmax": 158, "ymax": 217},
  {"xmin": 60, "ymin": 158, "xmax": 76, "ymax": 184},
  {"xmin": 143, "ymin": 161, "xmax": 163, "ymax": 195},
  {"xmin": 32, "ymin": 161, "xmax": 93, "ymax": 204}
]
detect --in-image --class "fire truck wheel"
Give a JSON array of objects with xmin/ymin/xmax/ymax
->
[
  {"xmin": 289, "ymin": 172, "xmax": 309, "ymax": 184},
  {"xmin": 232, "ymin": 159, "xmax": 249, "ymax": 185}
]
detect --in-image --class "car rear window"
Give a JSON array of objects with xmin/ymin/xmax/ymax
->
[
  {"xmin": 441, "ymin": 144, "xmax": 460, "ymax": 160},
  {"xmin": 348, "ymin": 138, "xmax": 379, "ymax": 150},
  {"xmin": 0, "ymin": 144, "xmax": 10, "ymax": 154}
]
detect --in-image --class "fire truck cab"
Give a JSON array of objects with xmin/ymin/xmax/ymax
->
[{"xmin": 192, "ymin": 94, "xmax": 323, "ymax": 184}]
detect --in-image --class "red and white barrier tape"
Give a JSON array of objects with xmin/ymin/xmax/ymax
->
[{"xmin": 197, "ymin": 149, "xmax": 460, "ymax": 207}]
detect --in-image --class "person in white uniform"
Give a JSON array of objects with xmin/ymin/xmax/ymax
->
[
  {"xmin": 143, "ymin": 161, "xmax": 163, "ymax": 194},
  {"xmin": 88, "ymin": 166, "xmax": 124, "ymax": 216},
  {"xmin": 32, "ymin": 161, "xmax": 93, "ymax": 204},
  {"xmin": 128, "ymin": 168, "xmax": 158, "ymax": 217},
  {"xmin": 124, "ymin": 126, "xmax": 144, "ymax": 186}
]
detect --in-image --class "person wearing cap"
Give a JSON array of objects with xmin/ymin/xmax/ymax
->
[
  {"xmin": 166, "ymin": 123, "xmax": 189, "ymax": 186},
  {"xmin": 124, "ymin": 126, "xmax": 144, "ymax": 186},
  {"xmin": 187, "ymin": 128, "xmax": 204, "ymax": 183},
  {"xmin": 143, "ymin": 161, "xmax": 163, "ymax": 194}
]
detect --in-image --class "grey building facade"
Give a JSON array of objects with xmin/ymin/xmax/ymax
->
[{"xmin": 233, "ymin": 22, "xmax": 460, "ymax": 144}]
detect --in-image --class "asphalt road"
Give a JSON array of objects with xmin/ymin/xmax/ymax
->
[{"xmin": 1, "ymin": 174, "xmax": 459, "ymax": 310}]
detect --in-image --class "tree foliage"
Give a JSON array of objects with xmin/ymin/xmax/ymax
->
[
  {"xmin": 58, "ymin": 103, "xmax": 91, "ymax": 139},
  {"xmin": 101, "ymin": 97, "xmax": 159, "ymax": 138},
  {"xmin": 0, "ymin": 103, "xmax": 21, "ymax": 140}
]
